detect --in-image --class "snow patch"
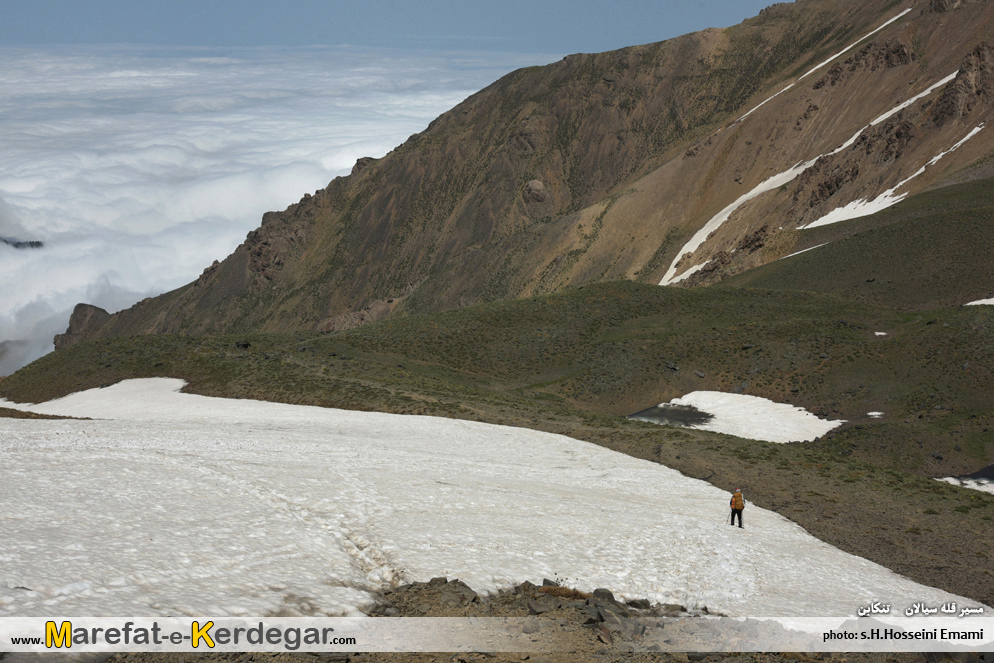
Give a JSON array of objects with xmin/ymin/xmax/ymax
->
[
  {"xmin": 966, "ymin": 298, "xmax": 994, "ymax": 306},
  {"xmin": 654, "ymin": 391, "xmax": 844, "ymax": 443},
  {"xmin": 0, "ymin": 378, "xmax": 963, "ymax": 618},
  {"xmin": 936, "ymin": 477, "xmax": 994, "ymax": 496},
  {"xmin": 800, "ymin": 193, "xmax": 907, "ymax": 229},
  {"xmin": 666, "ymin": 261, "xmax": 708, "ymax": 284},
  {"xmin": 867, "ymin": 412, "xmax": 884, "ymax": 418},
  {"xmin": 875, "ymin": 332, "xmax": 888, "ymax": 336}
]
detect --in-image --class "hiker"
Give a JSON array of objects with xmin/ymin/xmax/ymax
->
[{"xmin": 729, "ymin": 488, "xmax": 745, "ymax": 528}]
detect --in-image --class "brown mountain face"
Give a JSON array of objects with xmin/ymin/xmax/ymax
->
[{"xmin": 57, "ymin": 0, "xmax": 994, "ymax": 348}]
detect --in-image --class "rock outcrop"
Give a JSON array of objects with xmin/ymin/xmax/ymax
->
[
  {"xmin": 351, "ymin": 156, "xmax": 377, "ymax": 176},
  {"xmin": 933, "ymin": 42, "xmax": 994, "ymax": 126},
  {"xmin": 920, "ymin": 0, "xmax": 990, "ymax": 14},
  {"xmin": 812, "ymin": 39, "xmax": 916, "ymax": 89},
  {"xmin": 53, "ymin": 304, "xmax": 111, "ymax": 350}
]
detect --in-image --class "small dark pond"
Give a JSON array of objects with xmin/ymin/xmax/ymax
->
[
  {"xmin": 627, "ymin": 403, "xmax": 714, "ymax": 427},
  {"xmin": 964, "ymin": 464, "xmax": 994, "ymax": 482}
]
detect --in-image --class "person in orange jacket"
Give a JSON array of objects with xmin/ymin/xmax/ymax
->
[{"xmin": 729, "ymin": 488, "xmax": 745, "ymax": 528}]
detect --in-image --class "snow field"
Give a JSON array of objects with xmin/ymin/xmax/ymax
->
[
  {"xmin": 0, "ymin": 379, "xmax": 969, "ymax": 618},
  {"xmin": 937, "ymin": 477, "xmax": 994, "ymax": 496}
]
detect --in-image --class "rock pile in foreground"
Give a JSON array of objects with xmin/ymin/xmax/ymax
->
[
  {"xmin": 355, "ymin": 578, "xmax": 803, "ymax": 656},
  {"xmin": 8, "ymin": 579, "xmax": 989, "ymax": 663}
]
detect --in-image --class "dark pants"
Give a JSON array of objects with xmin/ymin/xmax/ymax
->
[{"xmin": 730, "ymin": 508, "xmax": 743, "ymax": 527}]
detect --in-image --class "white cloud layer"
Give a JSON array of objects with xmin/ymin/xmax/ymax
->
[{"xmin": 0, "ymin": 45, "xmax": 555, "ymax": 374}]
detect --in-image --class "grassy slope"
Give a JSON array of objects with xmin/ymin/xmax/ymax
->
[
  {"xmin": 3, "ymin": 281, "xmax": 993, "ymax": 605},
  {"xmin": 0, "ymin": 406, "xmax": 78, "ymax": 420},
  {"xmin": 723, "ymin": 176, "xmax": 994, "ymax": 309}
]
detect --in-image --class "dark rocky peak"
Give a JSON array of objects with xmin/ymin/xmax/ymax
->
[
  {"xmin": 53, "ymin": 304, "xmax": 111, "ymax": 350},
  {"xmin": 0, "ymin": 236, "xmax": 44, "ymax": 249},
  {"xmin": 244, "ymin": 210, "xmax": 313, "ymax": 291},
  {"xmin": 351, "ymin": 156, "xmax": 378, "ymax": 176}
]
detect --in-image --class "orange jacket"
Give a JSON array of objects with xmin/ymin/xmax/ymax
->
[{"xmin": 730, "ymin": 491, "xmax": 744, "ymax": 510}]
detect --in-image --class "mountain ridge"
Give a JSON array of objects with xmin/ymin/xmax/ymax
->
[{"xmin": 54, "ymin": 0, "xmax": 994, "ymax": 348}]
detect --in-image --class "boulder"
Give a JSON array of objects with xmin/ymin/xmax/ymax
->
[{"xmin": 523, "ymin": 179, "xmax": 548, "ymax": 203}]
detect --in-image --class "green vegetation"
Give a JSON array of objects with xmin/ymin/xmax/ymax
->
[
  {"xmin": 724, "ymin": 175, "xmax": 994, "ymax": 309},
  {"xmin": 0, "ymin": 406, "xmax": 79, "ymax": 420},
  {"xmin": 6, "ymin": 281, "xmax": 992, "ymax": 472}
]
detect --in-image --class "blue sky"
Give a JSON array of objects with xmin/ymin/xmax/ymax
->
[{"xmin": 1, "ymin": 1, "xmax": 775, "ymax": 52}]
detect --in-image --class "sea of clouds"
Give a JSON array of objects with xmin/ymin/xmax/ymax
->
[{"xmin": 0, "ymin": 45, "xmax": 555, "ymax": 375}]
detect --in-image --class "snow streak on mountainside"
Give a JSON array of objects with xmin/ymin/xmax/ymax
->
[
  {"xmin": 660, "ymin": 160, "xmax": 817, "ymax": 285},
  {"xmin": 734, "ymin": 6, "xmax": 914, "ymax": 123},
  {"xmin": 798, "ymin": 8, "xmax": 914, "ymax": 80},
  {"xmin": 661, "ymin": 70, "xmax": 964, "ymax": 285},
  {"xmin": 800, "ymin": 123, "xmax": 984, "ymax": 229},
  {"xmin": 661, "ymin": 29, "xmax": 994, "ymax": 289},
  {"xmin": 938, "ymin": 476, "xmax": 994, "ymax": 495},
  {"xmin": 779, "ymin": 242, "xmax": 829, "ymax": 260},
  {"xmin": 0, "ymin": 379, "xmax": 971, "ymax": 617}
]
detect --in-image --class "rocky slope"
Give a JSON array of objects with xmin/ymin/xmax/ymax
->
[{"xmin": 56, "ymin": 0, "xmax": 994, "ymax": 347}]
